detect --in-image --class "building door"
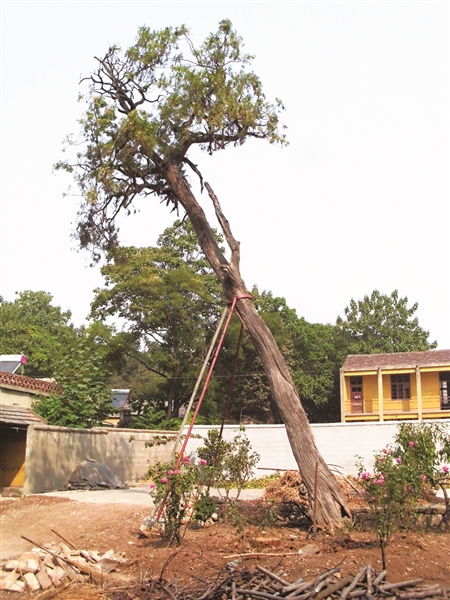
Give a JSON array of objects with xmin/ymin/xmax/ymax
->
[
  {"xmin": 440, "ymin": 373, "xmax": 450, "ymax": 410},
  {"xmin": 350, "ymin": 376, "xmax": 363, "ymax": 413},
  {"xmin": 0, "ymin": 425, "xmax": 27, "ymax": 489}
]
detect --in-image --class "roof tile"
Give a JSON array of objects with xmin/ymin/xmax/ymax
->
[
  {"xmin": 0, "ymin": 371, "xmax": 62, "ymax": 395},
  {"xmin": 343, "ymin": 349, "xmax": 450, "ymax": 371}
]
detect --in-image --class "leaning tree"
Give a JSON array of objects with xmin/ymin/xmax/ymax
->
[{"xmin": 59, "ymin": 20, "xmax": 350, "ymax": 529}]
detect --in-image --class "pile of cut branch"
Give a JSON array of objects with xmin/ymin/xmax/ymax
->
[{"xmin": 110, "ymin": 564, "xmax": 448, "ymax": 600}]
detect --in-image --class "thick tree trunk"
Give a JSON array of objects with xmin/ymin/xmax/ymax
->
[{"xmin": 165, "ymin": 163, "xmax": 351, "ymax": 530}]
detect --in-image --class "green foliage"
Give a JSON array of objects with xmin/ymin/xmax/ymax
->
[
  {"xmin": 60, "ymin": 20, "xmax": 286, "ymax": 255},
  {"xmin": 357, "ymin": 422, "xmax": 450, "ymax": 568},
  {"xmin": 198, "ymin": 427, "xmax": 260, "ymax": 497},
  {"xmin": 336, "ymin": 289, "xmax": 436, "ymax": 355},
  {"xmin": 35, "ymin": 334, "xmax": 112, "ymax": 428},
  {"xmin": 193, "ymin": 494, "xmax": 219, "ymax": 522},
  {"xmin": 241, "ymin": 472, "xmax": 281, "ymax": 489},
  {"xmin": 90, "ymin": 219, "xmax": 224, "ymax": 422},
  {"xmin": 0, "ymin": 291, "xmax": 76, "ymax": 377},
  {"xmin": 220, "ymin": 289, "xmax": 342, "ymax": 423}
]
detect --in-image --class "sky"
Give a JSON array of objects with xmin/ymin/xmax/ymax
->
[{"xmin": 1, "ymin": 0, "xmax": 449, "ymax": 348}]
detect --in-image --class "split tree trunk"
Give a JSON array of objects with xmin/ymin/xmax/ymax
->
[{"xmin": 165, "ymin": 162, "xmax": 350, "ymax": 531}]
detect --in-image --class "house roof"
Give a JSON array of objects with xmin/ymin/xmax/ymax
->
[
  {"xmin": 0, "ymin": 371, "xmax": 62, "ymax": 396},
  {"xmin": 0, "ymin": 404, "xmax": 46, "ymax": 426},
  {"xmin": 343, "ymin": 349, "xmax": 450, "ymax": 372}
]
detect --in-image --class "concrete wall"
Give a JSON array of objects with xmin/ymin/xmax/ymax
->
[
  {"xmin": 24, "ymin": 424, "xmax": 177, "ymax": 493},
  {"xmin": 185, "ymin": 420, "xmax": 450, "ymax": 476}
]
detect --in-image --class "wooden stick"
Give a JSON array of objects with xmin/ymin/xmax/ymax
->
[
  {"xmin": 315, "ymin": 576, "xmax": 353, "ymax": 600},
  {"xmin": 373, "ymin": 569, "xmax": 387, "ymax": 585},
  {"xmin": 378, "ymin": 578, "xmax": 424, "ymax": 592},
  {"xmin": 312, "ymin": 462, "xmax": 319, "ymax": 534},
  {"xmin": 49, "ymin": 528, "xmax": 78, "ymax": 550},
  {"xmin": 224, "ymin": 551, "xmax": 300, "ymax": 559},
  {"xmin": 256, "ymin": 565, "xmax": 290, "ymax": 587},
  {"xmin": 233, "ymin": 587, "xmax": 282, "ymax": 600},
  {"xmin": 366, "ymin": 564, "xmax": 373, "ymax": 597},
  {"xmin": 341, "ymin": 566, "xmax": 367, "ymax": 600},
  {"xmin": 397, "ymin": 588, "xmax": 443, "ymax": 599}
]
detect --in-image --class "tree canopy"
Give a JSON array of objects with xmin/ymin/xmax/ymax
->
[
  {"xmin": 35, "ymin": 333, "xmax": 113, "ymax": 428},
  {"xmin": 58, "ymin": 19, "xmax": 285, "ymax": 258},
  {"xmin": 0, "ymin": 291, "xmax": 76, "ymax": 377},
  {"xmin": 336, "ymin": 289, "xmax": 436, "ymax": 355},
  {"xmin": 90, "ymin": 220, "xmax": 224, "ymax": 421}
]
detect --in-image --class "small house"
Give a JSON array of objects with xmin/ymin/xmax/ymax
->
[
  {"xmin": 0, "ymin": 369, "xmax": 60, "ymax": 493},
  {"xmin": 340, "ymin": 349, "xmax": 450, "ymax": 422}
]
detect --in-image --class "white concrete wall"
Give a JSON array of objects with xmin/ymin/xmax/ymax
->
[{"xmin": 186, "ymin": 420, "xmax": 450, "ymax": 476}]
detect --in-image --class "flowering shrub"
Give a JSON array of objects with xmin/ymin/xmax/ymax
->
[
  {"xmin": 357, "ymin": 422, "xmax": 450, "ymax": 568},
  {"xmin": 147, "ymin": 457, "xmax": 213, "ymax": 544},
  {"xmin": 198, "ymin": 427, "xmax": 260, "ymax": 498}
]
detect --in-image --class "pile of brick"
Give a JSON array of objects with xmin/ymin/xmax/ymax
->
[{"xmin": 0, "ymin": 539, "xmax": 126, "ymax": 593}]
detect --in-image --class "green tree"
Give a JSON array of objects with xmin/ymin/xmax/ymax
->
[
  {"xmin": 90, "ymin": 220, "xmax": 223, "ymax": 420},
  {"xmin": 0, "ymin": 291, "xmax": 76, "ymax": 377},
  {"xmin": 60, "ymin": 20, "xmax": 349, "ymax": 529},
  {"xmin": 35, "ymin": 333, "xmax": 113, "ymax": 428},
  {"xmin": 336, "ymin": 289, "xmax": 436, "ymax": 355}
]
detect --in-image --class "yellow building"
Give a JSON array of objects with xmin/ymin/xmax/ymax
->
[{"xmin": 340, "ymin": 349, "xmax": 450, "ymax": 422}]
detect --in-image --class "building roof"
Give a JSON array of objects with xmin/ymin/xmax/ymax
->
[
  {"xmin": 0, "ymin": 371, "xmax": 62, "ymax": 396},
  {"xmin": 343, "ymin": 349, "xmax": 450, "ymax": 372},
  {"xmin": 0, "ymin": 404, "xmax": 46, "ymax": 425}
]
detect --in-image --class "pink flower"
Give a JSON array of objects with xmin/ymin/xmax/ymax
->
[
  {"xmin": 149, "ymin": 483, "xmax": 156, "ymax": 489},
  {"xmin": 381, "ymin": 448, "xmax": 392, "ymax": 455},
  {"xmin": 198, "ymin": 459, "xmax": 208, "ymax": 466},
  {"xmin": 420, "ymin": 474, "xmax": 427, "ymax": 481},
  {"xmin": 185, "ymin": 504, "xmax": 191, "ymax": 509},
  {"xmin": 160, "ymin": 477, "xmax": 168, "ymax": 484},
  {"xmin": 173, "ymin": 469, "xmax": 181, "ymax": 475},
  {"xmin": 396, "ymin": 457, "xmax": 402, "ymax": 464},
  {"xmin": 407, "ymin": 485, "xmax": 414, "ymax": 493},
  {"xmin": 181, "ymin": 456, "xmax": 190, "ymax": 463},
  {"xmin": 167, "ymin": 470, "xmax": 174, "ymax": 475},
  {"xmin": 408, "ymin": 441, "xmax": 415, "ymax": 447},
  {"xmin": 360, "ymin": 471, "xmax": 371, "ymax": 481},
  {"xmin": 442, "ymin": 466, "xmax": 449, "ymax": 474},
  {"xmin": 374, "ymin": 477, "xmax": 384, "ymax": 485}
]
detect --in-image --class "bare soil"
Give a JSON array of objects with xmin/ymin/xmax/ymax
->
[{"xmin": 1, "ymin": 493, "xmax": 449, "ymax": 599}]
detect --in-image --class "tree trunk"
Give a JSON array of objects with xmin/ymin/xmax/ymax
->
[{"xmin": 165, "ymin": 162, "xmax": 350, "ymax": 530}]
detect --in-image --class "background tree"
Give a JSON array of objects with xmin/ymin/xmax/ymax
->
[
  {"xmin": 35, "ymin": 333, "xmax": 113, "ymax": 428},
  {"xmin": 0, "ymin": 291, "xmax": 76, "ymax": 377},
  {"xmin": 90, "ymin": 220, "xmax": 224, "ymax": 421},
  {"xmin": 60, "ymin": 20, "xmax": 350, "ymax": 528},
  {"xmin": 336, "ymin": 289, "xmax": 436, "ymax": 355}
]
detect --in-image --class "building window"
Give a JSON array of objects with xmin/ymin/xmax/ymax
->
[
  {"xmin": 391, "ymin": 374, "xmax": 410, "ymax": 399},
  {"xmin": 440, "ymin": 373, "xmax": 450, "ymax": 409}
]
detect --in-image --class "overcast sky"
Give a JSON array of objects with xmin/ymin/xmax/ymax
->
[{"xmin": 1, "ymin": 0, "xmax": 449, "ymax": 348}]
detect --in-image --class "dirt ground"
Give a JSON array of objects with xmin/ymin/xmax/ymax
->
[{"xmin": 1, "ymin": 492, "xmax": 450, "ymax": 599}]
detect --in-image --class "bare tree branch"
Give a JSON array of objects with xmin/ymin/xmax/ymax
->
[{"xmin": 204, "ymin": 181, "xmax": 240, "ymax": 269}]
